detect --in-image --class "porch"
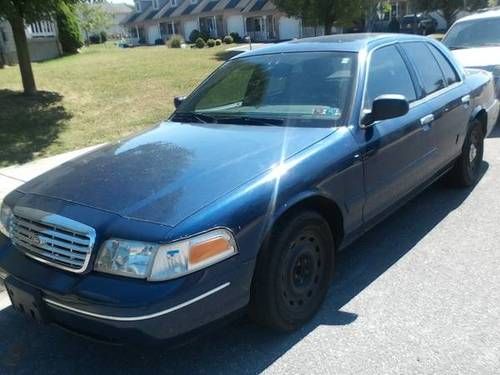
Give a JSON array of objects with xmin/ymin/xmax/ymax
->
[{"xmin": 245, "ymin": 15, "xmax": 277, "ymax": 41}]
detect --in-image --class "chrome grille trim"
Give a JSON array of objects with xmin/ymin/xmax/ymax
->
[{"xmin": 11, "ymin": 207, "xmax": 96, "ymax": 273}]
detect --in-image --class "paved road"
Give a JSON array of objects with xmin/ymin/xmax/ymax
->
[{"xmin": 1, "ymin": 129, "xmax": 500, "ymax": 374}]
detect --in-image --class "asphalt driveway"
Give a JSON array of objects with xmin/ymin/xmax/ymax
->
[{"xmin": 1, "ymin": 128, "xmax": 500, "ymax": 374}]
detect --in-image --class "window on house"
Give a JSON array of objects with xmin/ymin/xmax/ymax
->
[
  {"xmin": 153, "ymin": 0, "xmax": 159, "ymax": 9},
  {"xmin": 191, "ymin": 0, "xmax": 198, "ymax": 4},
  {"xmin": 135, "ymin": 1, "xmax": 141, "ymax": 12},
  {"xmin": 1, "ymin": 28, "xmax": 6, "ymax": 42},
  {"xmin": 171, "ymin": 0, "xmax": 177, "ymax": 6}
]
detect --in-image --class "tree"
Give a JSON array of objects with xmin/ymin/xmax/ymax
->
[
  {"xmin": 0, "ymin": 0, "xmax": 78, "ymax": 95},
  {"xmin": 56, "ymin": 2, "xmax": 83, "ymax": 54},
  {"xmin": 273, "ymin": 0, "xmax": 363, "ymax": 35},
  {"xmin": 75, "ymin": 2, "xmax": 111, "ymax": 45},
  {"xmin": 414, "ymin": 0, "xmax": 489, "ymax": 26}
]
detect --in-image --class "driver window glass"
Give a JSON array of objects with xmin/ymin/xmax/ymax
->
[{"xmin": 364, "ymin": 46, "xmax": 416, "ymax": 111}]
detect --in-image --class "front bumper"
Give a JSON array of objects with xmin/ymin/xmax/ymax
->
[{"xmin": 0, "ymin": 236, "xmax": 254, "ymax": 344}]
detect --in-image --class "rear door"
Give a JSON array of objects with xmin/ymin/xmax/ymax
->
[
  {"xmin": 361, "ymin": 45, "xmax": 436, "ymax": 224},
  {"xmin": 401, "ymin": 42, "xmax": 470, "ymax": 170}
]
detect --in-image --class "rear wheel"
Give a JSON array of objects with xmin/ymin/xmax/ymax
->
[
  {"xmin": 449, "ymin": 119, "xmax": 484, "ymax": 187},
  {"xmin": 249, "ymin": 211, "xmax": 335, "ymax": 331}
]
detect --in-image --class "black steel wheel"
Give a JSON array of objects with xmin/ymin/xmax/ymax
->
[
  {"xmin": 449, "ymin": 119, "xmax": 484, "ymax": 187},
  {"xmin": 250, "ymin": 211, "xmax": 335, "ymax": 331}
]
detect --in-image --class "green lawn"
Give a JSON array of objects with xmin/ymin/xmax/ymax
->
[{"xmin": 0, "ymin": 43, "xmax": 230, "ymax": 167}]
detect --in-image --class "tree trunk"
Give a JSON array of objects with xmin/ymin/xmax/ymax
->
[
  {"xmin": 324, "ymin": 18, "xmax": 334, "ymax": 35},
  {"xmin": 10, "ymin": 14, "xmax": 37, "ymax": 95}
]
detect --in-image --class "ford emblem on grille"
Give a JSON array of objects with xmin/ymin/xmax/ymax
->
[{"xmin": 28, "ymin": 232, "xmax": 43, "ymax": 246}]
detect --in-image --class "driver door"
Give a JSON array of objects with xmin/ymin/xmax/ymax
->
[{"xmin": 360, "ymin": 45, "xmax": 437, "ymax": 224}]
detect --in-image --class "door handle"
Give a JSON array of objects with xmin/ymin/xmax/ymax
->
[
  {"xmin": 420, "ymin": 114, "xmax": 434, "ymax": 126},
  {"xmin": 461, "ymin": 95, "xmax": 471, "ymax": 105}
]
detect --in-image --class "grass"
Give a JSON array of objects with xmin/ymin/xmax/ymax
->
[{"xmin": 0, "ymin": 43, "xmax": 232, "ymax": 167}]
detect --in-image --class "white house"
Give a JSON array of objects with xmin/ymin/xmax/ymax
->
[
  {"xmin": 0, "ymin": 18, "xmax": 61, "ymax": 66},
  {"xmin": 122, "ymin": 0, "xmax": 303, "ymax": 44}
]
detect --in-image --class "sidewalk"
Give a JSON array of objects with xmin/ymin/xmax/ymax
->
[{"xmin": 0, "ymin": 144, "xmax": 104, "ymax": 202}]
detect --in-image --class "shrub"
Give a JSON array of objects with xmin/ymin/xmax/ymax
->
[
  {"xmin": 195, "ymin": 37, "xmax": 206, "ymax": 48},
  {"xmin": 215, "ymin": 38, "xmax": 222, "ymax": 46},
  {"xmin": 155, "ymin": 38, "xmax": 164, "ymax": 45},
  {"xmin": 167, "ymin": 35, "xmax": 183, "ymax": 48},
  {"xmin": 223, "ymin": 35, "xmax": 234, "ymax": 44},
  {"xmin": 189, "ymin": 29, "xmax": 209, "ymax": 43},
  {"xmin": 206, "ymin": 38, "xmax": 215, "ymax": 47},
  {"xmin": 55, "ymin": 2, "xmax": 82, "ymax": 54},
  {"xmin": 100, "ymin": 31, "xmax": 107, "ymax": 43},
  {"xmin": 88, "ymin": 34, "xmax": 101, "ymax": 44},
  {"xmin": 229, "ymin": 32, "xmax": 241, "ymax": 43}
]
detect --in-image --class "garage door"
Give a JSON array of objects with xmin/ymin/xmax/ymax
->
[
  {"xmin": 226, "ymin": 15, "xmax": 244, "ymax": 37},
  {"xmin": 279, "ymin": 17, "xmax": 300, "ymax": 40},
  {"xmin": 183, "ymin": 20, "xmax": 198, "ymax": 41}
]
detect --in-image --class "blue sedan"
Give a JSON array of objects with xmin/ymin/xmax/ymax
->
[{"xmin": 0, "ymin": 34, "xmax": 498, "ymax": 343}]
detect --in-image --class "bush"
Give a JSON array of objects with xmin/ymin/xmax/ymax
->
[
  {"xmin": 206, "ymin": 38, "xmax": 215, "ymax": 47},
  {"xmin": 55, "ymin": 2, "xmax": 82, "ymax": 54},
  {"xmin": 88, "ymin": 34, "xmax": 100, "ymax": 44},
  {"xmin": 155, "ymin": 38, "xmax": 164, "ymax": 45},
  {"xmin": 229, "ymin": 32, "xmax": 241, "ymax": 43},
  {"xmin": 195, "ymin": 37, "xmax": 206, "ymax": 48},
  {"xmin": 100, "ymin": 31, "xmax": 107, "ymax": 43},
  {"xmin": 189, "ymin": 29, "xmax": 209, "ymax": 43},
  {"xmin": 167, "ymin": 35, "xmax": 183, "ymax": 48},
  {"xmin": 215, "ymin": 38, "xmax": 222, "ymax": 46},
  {"xmin": 223, "ymin": 35, "xmax": 234, "ymax": 44}
]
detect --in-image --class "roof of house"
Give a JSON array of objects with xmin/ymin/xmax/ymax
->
[
  {"xmin": 100, "ymin": 2, "xmax": 134, "ymax": 14},
  {"xmin": 241, "ymin": 0, "xmax": 275, "ymax": 13}
]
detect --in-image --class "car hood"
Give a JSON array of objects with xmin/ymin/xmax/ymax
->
[
  {"xmin": 451, "ymin": 47, "xmax": 500, "ymax": 68},
  {"xmin": 18, "ymin": 121, "xmax": 334, "ymax": 227}
]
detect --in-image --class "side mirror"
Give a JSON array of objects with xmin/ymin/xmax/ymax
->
[
  {"xmin": 362, "ymin": 94, "xmax": 409, "ymax": 126},
  {"xmin": 174, "ymin": 96, "xmax": 186, "ymax": 109}
]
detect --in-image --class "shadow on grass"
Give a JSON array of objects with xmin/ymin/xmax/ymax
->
[
  {"xmin": 213, "ymin": 49, "xmax": 244, "ymax": 61},
  {"xmin": 0, "ymin": 90, "xmax": 71, "ymax": 167}
]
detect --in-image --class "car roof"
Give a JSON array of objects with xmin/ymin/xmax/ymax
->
[
  {"xmin": 454, "ymin": 8, "xmax": 500, "ymax": 23},
  {"xmin": 234, "ymin": 33, "xmax": 431, "ymax": 58}
]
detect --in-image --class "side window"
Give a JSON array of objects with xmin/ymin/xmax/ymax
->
[
  {"xmin": 428, "ymin": 45, "xmax": 460, "ymax": 85},
  {"xmin": 364, "ymin": 45, "xmax": 417, "ymax": 110},
  {"xmin": 401, "ymin": 42, "xmax": 446, "ymax": 95}
]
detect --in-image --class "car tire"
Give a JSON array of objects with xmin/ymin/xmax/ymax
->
[
  {"xmin": 449, "ymin": 119, "xmax": 484, "ymax": 187},
  {"xmin": 249, "ymin": 211, "xmax": 335, "ymax": 332}
]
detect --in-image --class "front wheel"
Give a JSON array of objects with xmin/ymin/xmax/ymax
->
[
  {"xmin": 249, "ymin": 211, "xmax": 335, "ymax": 332},
  {"xmin": 449, "ymin": 120, "xmax": 484, "ymax": 187}
]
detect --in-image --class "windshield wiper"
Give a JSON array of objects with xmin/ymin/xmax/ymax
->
[
  {"xmin": 216, "ymin": 116, "xmax": 285, "ymax": 126},
  {"xmin": 171, "ymin": 112, "xmax": 218, "ymax": 123}
]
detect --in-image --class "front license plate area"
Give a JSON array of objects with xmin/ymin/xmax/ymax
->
[{"xmin": 4, "ymin": 277, "xmax": 46, "ymax": 323}]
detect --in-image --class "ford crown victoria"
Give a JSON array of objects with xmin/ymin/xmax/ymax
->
[{"xmin": 0, "ymin": 34, "xmax": 498, "ymax": 344}]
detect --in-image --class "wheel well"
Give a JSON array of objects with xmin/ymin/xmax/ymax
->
[
  {"xmin": 272, "ymin": 196, "xmax": 344, "ymax": 250},
  {"xmin": 475, "ymin": 109, "xmax": 487, "ymax": 135}
]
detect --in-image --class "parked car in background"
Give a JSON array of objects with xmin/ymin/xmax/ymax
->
[
  {"xmin": 401, "ymin": 13, "xmax": 438, "ymax": 35},
  {"xmin": 443, "ymin": 9, "xmax": 500, "ymax": 100},
  {"xmin": 0, "ymin": 34, "xmax": 498, "ymax": 344}
]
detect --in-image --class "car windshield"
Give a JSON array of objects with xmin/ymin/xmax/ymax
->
[
  {"xmin": 443, "ymin": 18, "xmax": 500, "ymax": 49},
  {"xmin": 174, "ymin": 51, "xmax": 357, "ymax": 126}
]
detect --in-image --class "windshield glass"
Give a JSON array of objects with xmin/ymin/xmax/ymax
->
[
  {"xmin": 175, "ymin": 52, "xmax": 357, "ymax": 126},
  {"xmin": 443, "ymin": 18, "xmax": 500, "ymax": 49}
]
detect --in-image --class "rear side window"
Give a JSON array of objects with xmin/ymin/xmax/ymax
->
[
  {"xmin": 364, "ymin": 45, "xmax": 417, "ymax": 110},
  {"xmin": 428, "ymin": 45, "xmax": 460, "ymax": 85},
  {"xmin": 402, "ymin": 42, "xmax": 446, "ymax": 95}
]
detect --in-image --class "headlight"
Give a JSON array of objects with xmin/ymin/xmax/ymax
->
[
  {"xmin": 0, "ymin": 202, "xmax": 14, "ymax": 238},
  {"xmin": 95, "ymin": 228, "xmax": 237, "ymax": 281}
]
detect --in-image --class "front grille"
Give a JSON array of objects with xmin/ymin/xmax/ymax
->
[{"xmin": 11, "ymin": 207, "xmax": 96, "ymax": 273}]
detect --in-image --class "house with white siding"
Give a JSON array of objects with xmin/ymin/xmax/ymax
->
[
  {"xmin": 122, "ymin": 0, "xmax": 303, "ymax": 44},
  {"xmin": 0, "ymin": 18, "xmax": 61, "ymax": 66}
]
